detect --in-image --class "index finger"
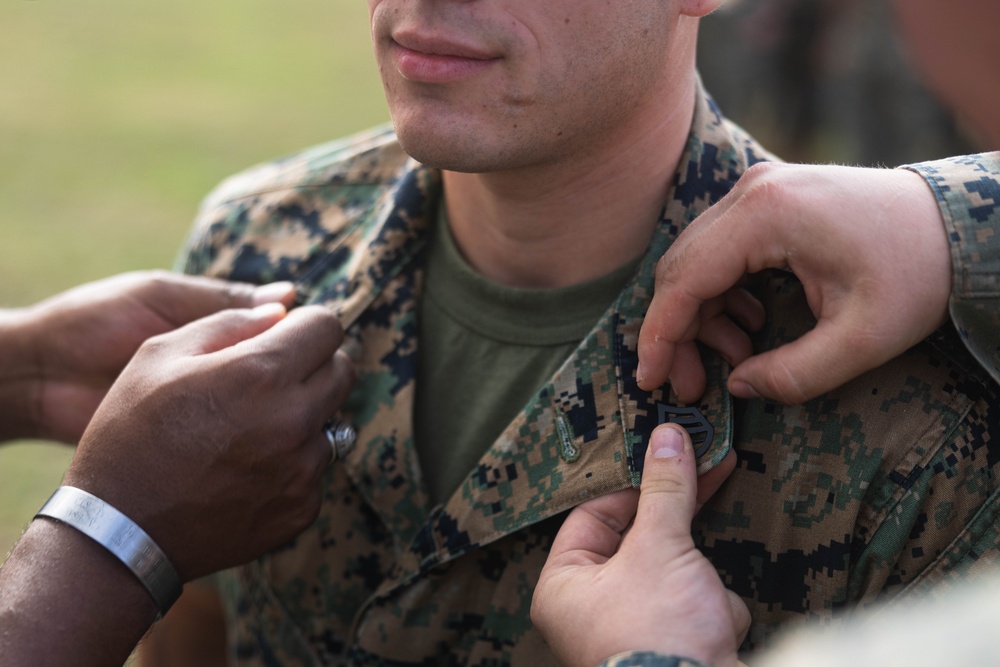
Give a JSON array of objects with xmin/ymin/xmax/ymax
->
[
  {"xmin": 237, "ymin": 305, "xmax": 346, "ymax": 379},
  {"xmin": 638, "ymin": 209, "xmax": 744, "ymax": 390},
  {"xmin": 638, "ymin": 170, "xmax": 790, "ymax": 391}
]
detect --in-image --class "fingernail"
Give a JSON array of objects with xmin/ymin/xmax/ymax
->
[
  {"xmin": 250, "ymin": 302, "xmax": 286, "ymax": 319},
  {"xmin": 252, "ymin": 281, "xmax": 295, "ymax": 305},
  {"xmin": 651, "ymin": 426, "xmax": 684, "ymax": 459},
  {"xmin": 636, "ymin": 361, "xmax": 645, "ymax": 385},
  {"xmin": 730, "ymin": 379, "xmax": 761, "ymax": 399}
]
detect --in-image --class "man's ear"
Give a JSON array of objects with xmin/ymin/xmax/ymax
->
[{"xmin": 679, "ymin": 0, "xmax": 725, "ymax": 18}]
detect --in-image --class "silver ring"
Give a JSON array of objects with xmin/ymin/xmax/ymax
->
[{"xmin": 324, "ymin": 419, "xmax": 357, "ymax": 463}]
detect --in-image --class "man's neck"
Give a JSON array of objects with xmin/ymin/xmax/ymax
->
[{"xmin": 441, "ymin": 73, "xmax": 698, "ymax": 289}]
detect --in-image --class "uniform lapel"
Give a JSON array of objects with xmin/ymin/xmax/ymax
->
[
  {"xmin": 423, "ymin": 85, "xmax": 759, "ymax": 562},
  {"xmin": 312, "ymin": 85, "xmax": 770, "ymax": 580}
]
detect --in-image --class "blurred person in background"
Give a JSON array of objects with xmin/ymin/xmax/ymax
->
[
  {"xmin": 0, "ymin": 272, "xmax": 354, "ymax": 666},
  {"xmin": 698, "ymin": 0, "xmax": 976, "ymax": 165}
]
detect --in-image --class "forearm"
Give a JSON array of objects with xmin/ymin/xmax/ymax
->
[
  {"xmin": 0, "ymin": 308, "xmax": 42, "ymax": 443},
  {"xmin": 0, "ymin": 518, "xmax": 159, "ymax": 667}
]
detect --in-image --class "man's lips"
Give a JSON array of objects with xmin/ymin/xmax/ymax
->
[
  {"xmin": 392, "ymin": 30, "xmax": 498, "ymax": 60},
  {"xmin": 390, "ymin": 33, "xmax": 501, "ymax": 83}
]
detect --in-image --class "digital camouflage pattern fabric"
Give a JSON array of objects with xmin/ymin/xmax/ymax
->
[
  {"xmin": 605, "ymin": 152, "xmax": 1000, "ymax": 667},
  {"xmin": 180, "ymin": 87, "xmax": 1000, "ymax": 665},
  {"xmin": 905, "ymin": 153, "xmax": 1000, "ymax": 386}
]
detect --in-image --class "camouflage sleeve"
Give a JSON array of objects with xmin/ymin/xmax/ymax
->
[
  {"xmin": 599, "ymin": 652, "xmax": 711, "ymax": 667},
  {"xmin": 902, "ymin": 152, "xmax": 1000, "ymax": 386}
]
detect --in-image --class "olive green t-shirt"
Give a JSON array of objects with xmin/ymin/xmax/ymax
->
[{"xmin": 414, "ymin": 210, "xmax": 641, "ymax": 504}]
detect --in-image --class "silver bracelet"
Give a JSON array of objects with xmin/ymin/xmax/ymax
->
[{"xmin": 35, "ymin": 486, "xmax": 182, "ymax": 617}]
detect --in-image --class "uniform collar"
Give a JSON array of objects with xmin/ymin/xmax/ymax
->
[
  {"xmin": 430, "ymin": 85, "xmax": 765, "ymax": 553},
  {"xmin": 312, "ymin": 83, "xmax": 768, "ymax": 563}
]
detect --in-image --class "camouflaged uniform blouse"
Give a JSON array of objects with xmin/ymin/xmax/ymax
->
[
  {"xmin": 601, "ymin": 150, "xmax": 1000, "ymax": 667},
  {"xmin": 180, "ymin": 87, "xmax": 1000, "ymax": 666}
]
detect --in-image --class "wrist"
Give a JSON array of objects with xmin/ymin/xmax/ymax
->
[
  {"xmin": 35, "ymin": 486, "xmax": 183, "ymax": 616},
  {"xmin": 0, "ymin": 308, "xmax": 45, "ymax": 442},
  {"xmin": 63, "ymin": 448, "xmax": 190, "ymax": 582},
  {"xmin": 0, "ymin": 518, "xmax": 159, "ymax": 665}
]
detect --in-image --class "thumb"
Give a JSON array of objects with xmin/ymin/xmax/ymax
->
[
  {"xmin": 632, "ymin": 424, "xmax": 699, "ymax": 550},
  {"xmin": 137, "ymin": 273, "xmax": 296, "ymax": 327},
  {"xmin": 149, "ymin": 303, "xmax": 288, "ymax": 357},
  {"xmin": 727, "ymin": 319, "xmax": 862, "ymax": 404}
]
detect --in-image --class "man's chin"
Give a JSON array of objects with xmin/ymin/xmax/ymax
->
[{"xmin": 395, "ymin": 130, "xmax": 496, "ymax": 173}]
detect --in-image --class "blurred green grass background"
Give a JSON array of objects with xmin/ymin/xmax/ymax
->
[{"xmin": 0, "ymin": 1, "xmax": 387, "ymax": 561}]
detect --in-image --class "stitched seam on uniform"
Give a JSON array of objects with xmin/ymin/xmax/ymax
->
[
  {"xmin": 470, "ymin": 480, "xmax": 628, "ymax": 545},
  {"xmin": 893, "ymin": 487, "xmax": 1000, "ymax": 602},
  {"xmin": 213, "ymin": 180, "xmax": 383, "ymax": 207},
  {"xmin": 857, "ymin": 394, "xmax": 975, "ymax": 555},
  {"xmin": 207, "ymin": 128, "xmax": 401, "ymax": 207},
  {"xmin": 612, "ymin": 309, "xmax": 643, "ymax": 488}
]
